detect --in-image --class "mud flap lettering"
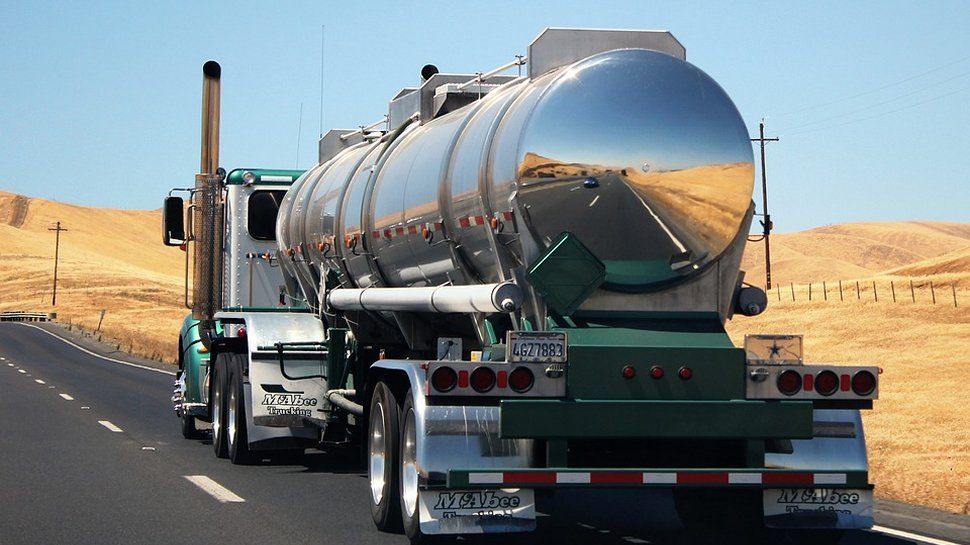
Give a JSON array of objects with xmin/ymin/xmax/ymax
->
[
  {"xmin": 764, "ymin": 488, "xmax": 873, "ymax": 529},
  {"xmin": 420, "ymin": 489, "xmax": 535, "ymax": 534}
]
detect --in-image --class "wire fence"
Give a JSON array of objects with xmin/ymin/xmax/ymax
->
[{"xmin": 769, "ymin": 279, "xmax": 962, "ymax": 308}]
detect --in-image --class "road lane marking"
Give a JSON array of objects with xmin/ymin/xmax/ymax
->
[
  {"xmin": 59, "ymin": 393, "xmax": 74, "ymax": 400},
  {"xmin": 184, "ymin": 475, "xmax": 245, "ymax": 503},
  {"xmin": 98, "ymin": 420, "xmax": 123, "ymax": 433},
  {"xmin": 81, "ymin": 406, "xmax": 90, "ymax": 410},
  {"xmin": 18, "ymin": 369, "xmax": 26, "ymax": 374},
  {"xmin": 35, "ymin": 379, "xmax": 45, "ymax": 384},
  {"xmin": 871, "ymin": 525, "xmax": 964, "ymax": 545},
  {"xmin": 623, "ymin": 538, "xmax": 649, "ymax": 544},
  {"xmin": 15, "ymin": 323, "xmax": 175, "ymax": 376},
  {"xmin": 588, "ymin": 195, "xmax": 600, "ymax": 207}
]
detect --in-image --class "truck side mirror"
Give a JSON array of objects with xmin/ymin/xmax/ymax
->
[{"xmin": 163, "ymin": 196, "xmax": 186, "ymax": 246}]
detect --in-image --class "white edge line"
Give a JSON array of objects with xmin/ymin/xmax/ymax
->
[
  {"xmin": 35, "ymin": 379, "xmax": 45, "ymax": 384},
  {"xmin": 16, "ymin": 323, "xmax": 175, "ymax": 376},
  {"xmin": 98, "ymin": 420, "xmax": 123, "ymax": 433},
  {"xmin": 59, "ymin": 393, "xmax": 74, "ymax": 400},
  {"xmin": 871, "ymin": 525, "xmax": 965, "ymax": 545},
  {"xmin": 184, "ymin": 475, "xmax": 245, "ymax": 503}
]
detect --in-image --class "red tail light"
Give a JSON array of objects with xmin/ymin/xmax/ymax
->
[
  {"xmin": 237, "ymin": 327, "xmax": 246, "ymax": 338},
  {"xmin": 777, "ymin": 370, "xmax": 801, "ymax": 396},
  {"xmin": 431, "ymin": 367, "xmax": 457, "ymax": 392},
  {"xmin": 678, "ymin": 366, "xmax": 693, "ymax": 380},
  {"xmin": 470, "ymin": 367, "xmax": 496, "ymax": 393},
  {"xmin": 851, "ymin": 370, "xmax": 876, "ymax": 396},
  {"xmin": 649, "ymin": 366, "xmax": 664, "ymax": 379},
  {"xmin": 815, "ymin": 371, "xmax": 839, "ymax": 396},
  {"xmin": 509, "ymin": 367, "xmax": 534, "ymax": 393},
  {"xmin": 621, "ymin": 365, "xmax": 636, "ymax": 379}
]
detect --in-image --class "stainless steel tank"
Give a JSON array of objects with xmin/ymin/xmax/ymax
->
[{"xmin": 278, "ymin": 46, "xmax": 755, "ymax": 316}]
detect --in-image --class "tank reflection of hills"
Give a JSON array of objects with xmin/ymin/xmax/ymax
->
[{"xmin": 517, "ymin": 152, "xmax": 754, "ymax": 270}]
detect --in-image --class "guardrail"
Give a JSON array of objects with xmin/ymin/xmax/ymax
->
[{"xmin": 0, "ymin": 311, "xmax": 54, "ymax": 322}]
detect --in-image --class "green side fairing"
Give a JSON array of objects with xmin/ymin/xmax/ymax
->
[{"xmin": 179, "ymin": 314, "xmax": 221, "ymax": 406}]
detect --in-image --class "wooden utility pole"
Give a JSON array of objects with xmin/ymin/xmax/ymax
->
[
  {"xmin": 751, "ymin": 121, "xmax": 779, "ymax": 289},
  {"xmin": 48, "ymin": 221, "xmax": 68, "ymax": 306}
]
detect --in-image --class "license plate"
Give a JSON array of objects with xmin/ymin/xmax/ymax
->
[
  {"xmin": 763, "ymin": 488, "xmax": 873, "ymax": 519},
  {"xmin": 507, "ymin": 331, "xmax": 566, "ymax": 363}
]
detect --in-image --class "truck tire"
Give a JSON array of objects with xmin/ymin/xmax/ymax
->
[
  {"xmin": 227, "ymin": 355, "xmax": 254, "ymax": 465},
  {"xmin": 211, "ymin": 353, "xmax": 229, "ymax": 458},
  {"xmin": 369, "ymin": 381, "xmax": 403, "ymax": 532},
  {"xmin": 399, "ymin": 391, "xmax": 424, "ymax": 543},
  {"xmin": 181, "ymin": 412, "xmax": 201, "ymax": 439}
]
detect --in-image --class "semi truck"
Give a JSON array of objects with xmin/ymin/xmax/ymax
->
[{"xmin": 163, "ymin": 28, "xmax": 879, "ymax": 543}]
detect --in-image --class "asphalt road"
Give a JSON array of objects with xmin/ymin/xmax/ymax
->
[
  {"xmin": 520, "ymin": 173, "xmax": 690, "ymax": 261},
  {"xmin": 1, "ymin": 322, "xmax": 967, "ymax": 545}
]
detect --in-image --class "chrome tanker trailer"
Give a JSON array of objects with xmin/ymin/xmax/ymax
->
[{"xmin": 165, "ymin": 28, "xmax": 879, "ymax": 543}]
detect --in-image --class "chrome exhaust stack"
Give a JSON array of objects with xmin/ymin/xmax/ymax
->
[{"xmin": 192, "ymin": 60, "xmax": 225, "ymax": 320}]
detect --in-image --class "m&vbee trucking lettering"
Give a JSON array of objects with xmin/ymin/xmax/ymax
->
[{"xmin": 163, "ymin": 28, "xmax": 879, "ymax": 543}]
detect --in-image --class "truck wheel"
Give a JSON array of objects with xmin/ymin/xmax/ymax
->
[
  {"xmin": 211, "ymin": 353, "xmax": 229, "ymax": 458},
  {"xmin": 400, "ymin": 391, "xmax": 424, "ymax": 543},
  {"xmin": 181, "ymin": 412, "xmax": 201, "ymax": 439},
  {"xmin": 227, "ymin": 355, "xmax": 254, "ymax": 465},
  {"xmin": 369, "ymin": 381, "xmax": 403, "ymax": 532}
]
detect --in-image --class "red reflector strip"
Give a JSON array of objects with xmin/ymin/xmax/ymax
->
[
  {"xmin": 395, "ymin": 227, "xmax": 405, "ymax": 236},
  {"xmin": 677, "ymin": 472, "xmax": 728, "ymax": 485},
  {"xmin": 502, "ymin": 211, "xmax": 514, "ymax": 221},
  {"xmin": 457, "ymin": 370, "xmax": 469, "ymax": 388},
  {"xmin": 496, "ymin": 370, "xmax": 508, "ymax": 388},
  {"xmin": 803, "ymin": 373, "xmax": 814, "ymax": 391},
  {"xmin": 462, "ymin": 471, "xmax": 849, "ymax": 487},
  {"xmin": 840, "ymin": 374, "xmax": 851, "ymax": 391},
  {"xmin": 383, "ymin": 229, "xmax": 392, "ymax": 239},
  {"xmin": 458, "ymin": 217, "xmax": 471, "ymax": 228},
  {"xmin": 763, "ymin": 472, "xmax": 813, "ymax": 485},
  {"xmin": 408, "ymin": 225, "xmax": 417, "ymax": 234},
  {"xmin": 590, "ymin": 472, "xmax": 642, "ymax": 484},
  {"xmin": 505, "ymin": 472, "xmax": 556, "ymax": 485}
]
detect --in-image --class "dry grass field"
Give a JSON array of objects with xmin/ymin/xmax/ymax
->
[
  {"xmin": 1, "ymin": 189, "xmax": 968, "ymax": 513},
  {"xmin": 0, "ymin": 190, "xmax": 185, "ymax": 362}
]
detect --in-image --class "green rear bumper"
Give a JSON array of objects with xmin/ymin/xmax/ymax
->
[{"xmin": 499, "ymin": 399, "xmax": 813, "ymax": 439}]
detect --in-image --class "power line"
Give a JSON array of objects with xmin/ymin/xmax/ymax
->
[
  {"xmin": 779, "ymin": 68, "xmax": 970, "ymax": 133},
  {"xmin": 775, "ymin": 52, "xmax": 970, "ymax": 117},
  {"xmin": 784, "ymin": 83, "xmax": 970, "ymax": 137}
]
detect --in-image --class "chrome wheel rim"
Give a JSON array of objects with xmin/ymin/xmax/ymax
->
[
  {"xmin": 369, "ymin": 400, "xmax": 386, "ymax": 505},
  {"xmin": 227, "ymin": 382, "xmax": 237, "ymax": 451},
  {"xmin": 401, "ymin": 407, "xmax": 418, "ymax": 518}
]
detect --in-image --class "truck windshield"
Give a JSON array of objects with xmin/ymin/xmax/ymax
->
[{"xmin": 248, "ymin": 190, "xmax": 286, "ymax": 241}]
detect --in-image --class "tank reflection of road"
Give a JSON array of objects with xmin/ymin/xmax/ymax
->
[{"xmin": 519, "ymin": 172, "xmax": 689, "ymax": 267}]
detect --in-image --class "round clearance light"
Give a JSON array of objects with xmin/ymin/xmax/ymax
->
[
  {"xmin": 237, "ymin": 327, "xmax": 247, "ymax": 338},
  {"xmin": 851, "ymin": 370, "xmax": 876, "ymax": 396},
  {"xmin": 678, "ymin": 366, "xmax": 693, "ymax": 380},
  {"xmin": 777, "ymin": 369, "xmax": 802, "ymax": 396},
  {"xmin": 649, "ymin": 366, "xmax": 664, "ymax": 380},
  {"xmin": 815, "ymin": 370, "xmax": 839, "ymax": 396},
  {"xmin": 241, "ymin": 171, "xmax": 256, "ymax": 185},
  {"xmin": 621, "ymin": 365, "xmax": 636, "ymax": 380},
  {"xmin": 470, "ymin": 367, "xmax": 496, "ymax": 393},
  {"xmin": 431, "ymin": 367, "xmax": 458, "ymax": 393},
  {"xmin": 508, "ymin": 367, "xmax": 534, "ymax": 393}
]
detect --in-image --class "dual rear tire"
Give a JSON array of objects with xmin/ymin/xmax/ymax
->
[
  {"xmin": 368, "ymin": 381, "xmax": 423, "ymax": 543},
  {"xmin": 210, "ymin": 353, "xmax": 252, "ymax": 464}
]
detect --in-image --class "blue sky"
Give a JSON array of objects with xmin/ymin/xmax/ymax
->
[{"xmin": 1, "ymin": 0, "xmax": 967, "ymax": 232}]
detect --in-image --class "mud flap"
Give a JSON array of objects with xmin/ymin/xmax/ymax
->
[
  {"xmin": 249, "ymin": 359, "xmax": 328, "ymax": 427},
  {"xmin": 763, "ymin": 488, "xmax": 873, "ymax": 529},
  {"xmin": 419, "ymin": 489, "xmax": 536, "ymax": 534}
]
